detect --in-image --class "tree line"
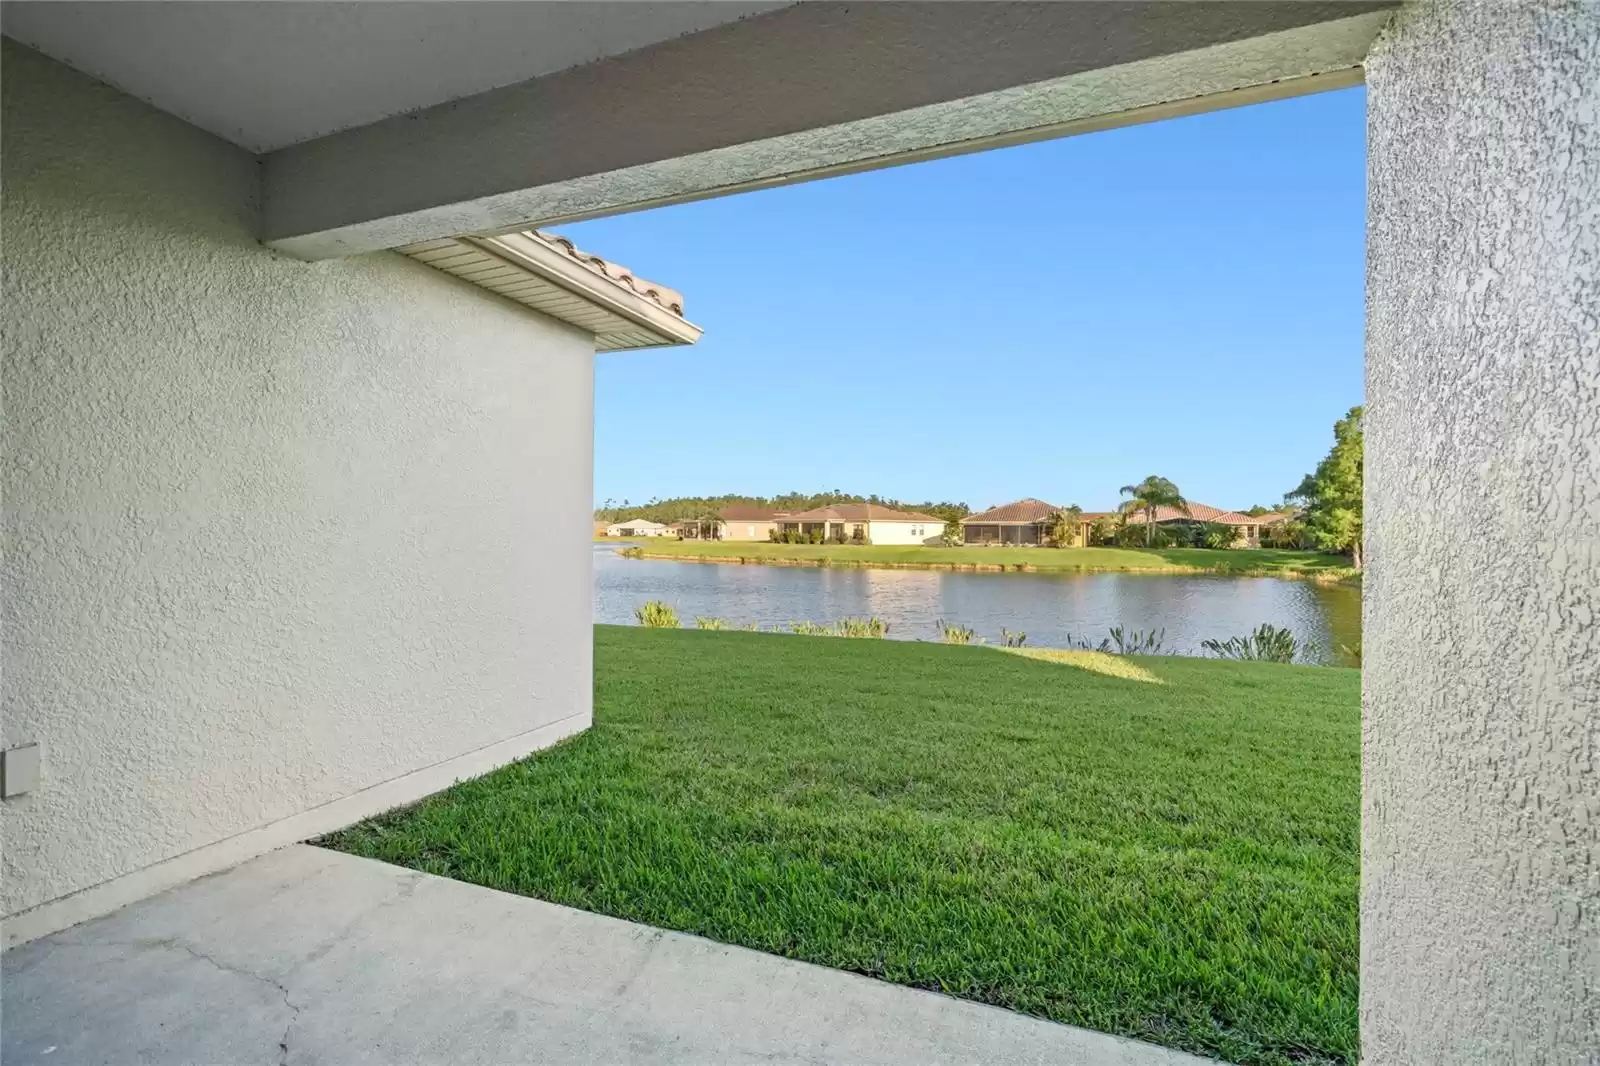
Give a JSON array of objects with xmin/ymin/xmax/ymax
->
[{"xmin": 595, "ymin": 491, "xmax": 969, "ymax": 529}]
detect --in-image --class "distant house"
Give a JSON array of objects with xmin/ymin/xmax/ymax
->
[
  {"xmin": 960, "ymin": 499, "xmax": 1097, "ymax": 547},
  {"xmin": 676, "ymin": 505, "xmax": 790, "ymax": 542},
  {"xmin": 604, "ymin": 519, "xmax": 670, "ymax": 537},
  {"xmin": 776, "ymin": 504, "xmax": 944, "ymax": 546},
  {"xmin": 1122, "ymin": 503, "xmax": 1268, "ymax": 547}
]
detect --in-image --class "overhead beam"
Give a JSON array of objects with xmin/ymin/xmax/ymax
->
[{"xmin": 263, "ymin": 2, "xmax": 1396, "ymax": 260}]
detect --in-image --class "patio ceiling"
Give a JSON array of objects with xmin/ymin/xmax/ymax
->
[
  {"xmin": 0, "ymin": 2, "xmax": 788, "ymax": 152},
  {"xmin": 1, "ymin": 1, "xmax": 1397, "ymax": 260}
]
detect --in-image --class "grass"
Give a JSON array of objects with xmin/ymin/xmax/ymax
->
[
  {"xmin": 617, "ymin": 540, "xmax": 1356, "ymax": 580},
  {"xmin": 323, "ymin": 627, "xmax": 1360, "ymax": 1065}
]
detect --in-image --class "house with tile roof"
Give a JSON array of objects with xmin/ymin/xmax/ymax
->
[
  {"xmin": 675, "ymin": 505, "xmax": 791, "ymax": 542},
  {"xmin": 960, "ymin": 499, "xmax": 1097, "ymax": 547},
  {"xmin": 1121, "ymin": 503, "xmax": 1269, "ymax": 547},
  {"xmin": 776, "ymin": 504, "xmax": 945, "ymax": 546},
  {"xmin": 964, "ymin": 499, "xmax": 1277, "ymax": 548}
]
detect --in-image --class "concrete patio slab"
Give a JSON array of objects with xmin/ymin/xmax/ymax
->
[{"xmin": 3, "ymin": 845, "xmax": 1213, "ymax": 1065}]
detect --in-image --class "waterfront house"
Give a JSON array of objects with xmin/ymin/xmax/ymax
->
[
  {"xmin": 960, "ymin": 499, "xmax": 1099, "ymax": 546},
  {"xmin": 676, "ymin": 505, "xmax": 789, "ymax": 541},
  {"xmin": 776, "ymin": 503, "xmax": 944, "ymax": 545},
  {"xmin": 1122, "ymin": 503, "xmax": 1266, "ymax": 547},
  {"xmin": 605, "ymin": 519, "xmax": 671, "ymax": 537}
]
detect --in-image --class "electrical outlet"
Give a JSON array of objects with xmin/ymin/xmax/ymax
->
[{"xmin": 2, "ymin": 743, "xmax": 41, "ymax": 798}]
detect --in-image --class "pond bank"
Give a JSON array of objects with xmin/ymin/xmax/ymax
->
[{"xmin": 616, "ymin": 543, "xmax": 1359, "ymax": 583}]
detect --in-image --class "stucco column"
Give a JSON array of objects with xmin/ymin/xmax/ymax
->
[{"xmin": 1362, "ymin": 2, "xmax": 1597, "ymax": 1061}]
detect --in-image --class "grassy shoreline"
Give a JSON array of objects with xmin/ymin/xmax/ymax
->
[
  {"xmin": 326, "ymin": 626, "xmax": 1359, "ymax": 1065},
  {"xmin": 615, "ymin": 540, "xmax": 1358, "ymax": 582}
]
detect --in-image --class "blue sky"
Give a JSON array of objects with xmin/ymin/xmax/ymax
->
[{"xmin": 570, "ymin": 86, "xmax": 1366, "ymax": 514}]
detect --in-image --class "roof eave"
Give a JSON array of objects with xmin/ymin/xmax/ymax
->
[
  {"xmin": 960, "ymin": 518, "xmax": 1049, "ymax": 525},
  {"xmin": 472, "ymin": 233, "xmax": 703, "ymax": 349}
]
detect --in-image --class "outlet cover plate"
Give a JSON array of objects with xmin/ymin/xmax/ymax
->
[{"xmin": 2, "ymin": 743, "xmax": 41, "ymax": 797}]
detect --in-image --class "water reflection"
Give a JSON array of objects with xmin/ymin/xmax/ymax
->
[{"xmin": 593, "ymin": 545, "xmax": 1361, "ymax": 665}]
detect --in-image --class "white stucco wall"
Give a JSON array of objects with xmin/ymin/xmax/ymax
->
[
  {"xmin": 1363, "ymin": 2, "xmax": 1598, "ymax": 1061},
  {"xmin": 1, "ymin": 42, "xmax": 596, "ymax": 929},
  {"xmin": 866, "ymin": 520, "xmax": 941, "ymax": 547}
]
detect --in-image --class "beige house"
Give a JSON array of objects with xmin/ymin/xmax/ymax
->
[
  {"xmin": 961, "ymin": 499, "xmax": 1097, "ymax": 546},
  {"xmin": 677, "ymin": 505, "xmax": 788, "ymax": 542},
  {"xmin": 964, "ymin": 499, "xmax": 1281, "ymax": 548},
  {"xmin": 776, "ymin": 504, "xmax": 944, "ymax": 546},
  {"xmin": 1122, "ymin": 503, "xmax": 1266, "ymax": 547}
]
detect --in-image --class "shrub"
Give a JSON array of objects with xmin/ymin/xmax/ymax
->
[
  {"xmin": 695, "ymin": 617, "xmax": 728, "ymax": 630},
  {"xmin": 1198, "ymin": 522, "xmax": 1238, "ymax": 550},
  {"xmin": 635, "ymin": 601, "xmax": 680, "ymax": 628},
  {"xmin": 1262, "ymin": 520, "xmax": 1310, "ymax": 550},
  {"xmin": 1114, "ymin": 523, "xmax": 1176, "ymax": 549},
  {"xmin": 937, "ymin": 620, "xmax": 979, "ymax": 645},
  {"xmin": 829, "ymin": 526, "xmax": 849, "ymax": 545},
  {"xmin": 1201, "ymin": 624, "xmax": 1310, "ymax": 664},
  {"xmin": 1088, "ymin": 515, "xmax": 1120, "ymax": 547},
  {"xmin": 808, "ymin": 529, "xmax": 825, "ymax": 544}
]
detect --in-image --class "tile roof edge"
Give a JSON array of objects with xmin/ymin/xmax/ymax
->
[
  {"xmin": 468, "ymin": 232, "xmax": 701, "ymax": 345},
  {"xmin": 528, "ymin": 230, "xmax": 686, "ymax": 317}
]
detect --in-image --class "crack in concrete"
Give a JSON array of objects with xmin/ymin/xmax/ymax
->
[
  {"xmin": 155, "ymin": 939, "xmax": 303, "ymax": 1065},
  {"xmin": 39, "ymin": 870, "xmax": 428, "ymax": 1066}
]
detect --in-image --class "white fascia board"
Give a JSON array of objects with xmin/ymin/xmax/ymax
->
[{"xmin": 468, "ymin": 233, "xmax": 702, "ymax": 347}]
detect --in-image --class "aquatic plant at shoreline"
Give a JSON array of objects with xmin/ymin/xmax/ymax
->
[
  {"xmin": 938, "ymin": 620, "xmax": 979, "ymax": 645},
  {"xmin": 1202, "ymin": 624, "xmax": 1313, "ymax": 664},
  {"xmin": 635, "ymin": 601, "xmax": 680, "ymax": 628},
  {"xmin": 634, "ymin": 605, "xmax": 1337, "ymax": 668}
]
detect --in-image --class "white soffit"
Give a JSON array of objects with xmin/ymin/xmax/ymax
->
[
  {"xmin": 400, "ymin": 233, "xmax": 702, "ymax": 352},
  {"xmin": 0, "ymin": 1, "xmax": 789, "ymax": 152}
]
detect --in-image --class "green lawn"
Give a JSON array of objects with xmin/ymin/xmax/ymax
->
[
  {"xmin": 617, "ymin": 539, "xmax": 1355, "ymax": 578},
  {"xmin": 323, "ymin": 627, "xmax": 1360, "ymax": 1065}
]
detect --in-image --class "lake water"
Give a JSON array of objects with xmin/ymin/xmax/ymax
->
[{"xmin": 594, "ymin": 544, "xmax": 1362, "ymax": 665}]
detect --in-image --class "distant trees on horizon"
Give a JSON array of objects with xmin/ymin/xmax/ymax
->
[{"xmin": 595, "ymin": 491, "xmax": 970, "ymax": 529}]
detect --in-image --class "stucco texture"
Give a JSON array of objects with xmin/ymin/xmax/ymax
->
[
  {"xmin": 1363, "ymin": 2, "xmax": 1598, "ymax": 1062},
  {"xmin": 2, "ymin": 42, "xmax": 595, "ymax": 917}
]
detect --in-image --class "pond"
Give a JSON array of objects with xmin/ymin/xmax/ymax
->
[{"xmin": 594, "ymin": 544, "xmax": 1362, "ymax": 665}]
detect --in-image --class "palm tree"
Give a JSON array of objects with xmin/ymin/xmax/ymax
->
[
  {"xmin": 1119, "ymin": 476, "xmax": 1188, "ymax": 547},
  {"xmin": 1046, "ymin": 505, "xmax": 1085, "ymax": 548}
]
